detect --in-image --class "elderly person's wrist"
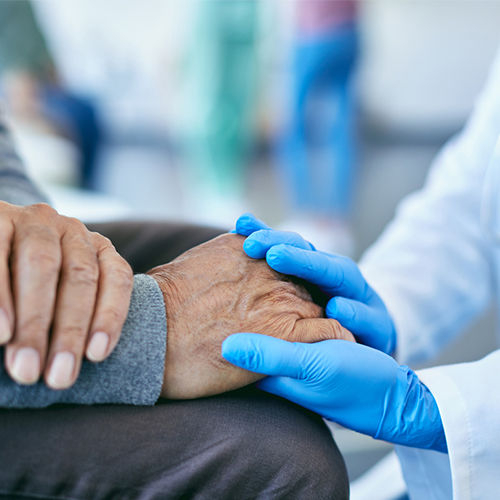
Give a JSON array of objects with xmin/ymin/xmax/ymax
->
[{"xmin": 146, "ymin": 234, "xmax": 352, "ymax": 401}]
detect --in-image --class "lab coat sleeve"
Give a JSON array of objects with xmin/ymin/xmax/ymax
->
[
  {"xmin": 359, "ymin": 48, "xmax": 500, "ymax": 365},
  {"xmin": 395, "ymin": 352, "xmax": 500, "ymax": 500},
  {"xmin": 0, "ymin": 107, "xmax": 167, "ymax": 407}
]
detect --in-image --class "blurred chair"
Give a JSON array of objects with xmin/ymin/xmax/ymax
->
[{"xmin": 350, "ymin": 451, "xmax": 408, "ymax": 500}]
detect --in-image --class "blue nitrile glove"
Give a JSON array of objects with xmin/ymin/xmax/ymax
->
[
  {"xmin": 222, "ymin": 334, "xmax": 447, "ymax": 453},
  {"xmin": 234, "ymin": 213, "xmax": 396, "ymax": 354}
]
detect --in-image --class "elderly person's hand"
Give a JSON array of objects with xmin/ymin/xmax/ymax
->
[
  {"xmin": 234, "ymin": 213, "xmax": 397, "ymax": 355},
  {"xmin": 147, "ymin": 234, "xmax": 354, "ymax": 400},
  {"xmin": 0, "ymin": 202, "xmax": 133, "ymax": 389}
]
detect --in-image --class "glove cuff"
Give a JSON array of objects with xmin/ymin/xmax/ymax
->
[{"xmin": 375, "ymin": 366, "xmax": 448, "ymax": 453}]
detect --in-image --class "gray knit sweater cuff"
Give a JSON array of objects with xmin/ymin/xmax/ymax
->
[{"xmin": 0, "ymin": 274, "xmax": 167, "ymax": 408}]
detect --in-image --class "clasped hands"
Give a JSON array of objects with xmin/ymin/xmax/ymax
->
[
  {"xmin": 0, "ymin": 202, "xmax": 352, "ymax": 400},
  {"xmin": 147, "ymin": 232, "xmax": 353, "ymax": 399},
  {"xmin": 0, "ymin": 202, "xmax": 445, "ymax": 452},
  {"xmin": 222, "ymin": 213, "xmax": 447, "ymax": 453}
]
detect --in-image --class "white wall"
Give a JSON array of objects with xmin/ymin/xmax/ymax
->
[{"xmin": 360, "ymin": 0, "xmax": 500, "ymax": 134}]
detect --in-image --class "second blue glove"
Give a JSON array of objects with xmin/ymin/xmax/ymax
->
[
  {"xmin": 223, "ymin": 333, "xmax": 447, "ymax": 453},
  {"xmin": 235, "ymin": 213, "xmax": 396, "ymax": 354}
]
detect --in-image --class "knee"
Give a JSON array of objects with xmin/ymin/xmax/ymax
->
[
  {"xmin": 137, "ymin": 390, "xmax": 349, "ymax": 499},
  {"xmin": 216, "ymin": 390, "xmax": 349, "ymax": 500}
]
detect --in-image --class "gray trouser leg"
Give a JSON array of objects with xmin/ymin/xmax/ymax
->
[
  {"xmin": 0, "ymin": 386, "xmax": 348, "ymax": 499},
  {"xmin": 0, "ymin": 221, "xmax": 349, "ymax": 499}
]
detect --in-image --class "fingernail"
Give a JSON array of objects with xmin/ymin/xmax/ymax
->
[
  {"xmin": 326, "ymin": 301, "xmax": 338, "ymax": 318},
  {"xmin": 12, "ymin": 347, "xmax": 40, "ymax": 385},
  {"xmin": 243, "ymin": 239, "xmax": 256, "ymax": 250},
  {"xmin": 266, "ymin": 249, "xmax": 283, "ymax": 264},
  {"xmin": 0, "ymin": 308, "xmax": 11, "ymax": 344},
  {"xmin": 86, "ymin": 332, "xmax": 109, "ymax": 362},
  {"xmin": 47, "ymin": 352, "xmax": 75, "ymax": 389}
]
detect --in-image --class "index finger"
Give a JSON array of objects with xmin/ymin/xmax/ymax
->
[
  {"xmin": 243, "ymin": 229, "xmax": 315, "ymax": 259},
  {"xmin": 86, "ymin": 244, "xmax": 133, "ymax": 362},
  {"xmin": 266, "ymin": 245, "xmax": 369, "ymax": 301},
  {"xmin": 235, "ymin": 213, "xmax": 271, "ymax": 236}
]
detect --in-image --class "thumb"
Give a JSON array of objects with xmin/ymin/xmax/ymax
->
[
  {"xmin": 222, "ymin": 333, "xmax": 308, "ymax": 378},
  {"xmin": 235, "ymin": 213, "xmax": 271, "ymax": 236},
  {"xmin": 257, "ymin": 375, "xmax": 303, "ymax": 400}
]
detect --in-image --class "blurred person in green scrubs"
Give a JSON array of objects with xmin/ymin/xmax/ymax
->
[{"xmin": 182, "ymin": 0, "xmax": 260, "ymax": 225}]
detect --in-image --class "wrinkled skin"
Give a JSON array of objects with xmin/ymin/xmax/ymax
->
[{"xmin": 148, "ymin": 234, "xmax": 354, "ymax": 399}]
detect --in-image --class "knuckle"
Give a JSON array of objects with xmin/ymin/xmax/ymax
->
[
  {"xmin": 65, "ymin": 260, "xmax": 99, "ymax": 287},
  {"xmin": 96, "ymin": 234, "xmax": 114, "ymax": 248},
  {"xmin": 18, "ymin": 313, "xmax": 50, "ymax": 338},
  {"xmin": 92, "ymin": 233, "xmax": 119, "ymax": 253},
  {"xmin": 312, "ymin": 319, "xmax": 344, "ymax": 342},
  {"xmin": 66, "ymin": 216, "xmax": 87, "ymax": 232},
  {"xmin": 31, "ymin": 203, "xmax": 58, "ymax": 218},
  {"xmin": 56, "ymin": 324, "xmax": 88, "ymax": 346},
  {"xmin": 214, "ymin": 233, "xmax": 244, "ymax": 250},
  {"xmin": 101, "ymin": 305, "xmax": 126, "ymax": 327},
  {"xmin": 328, "ymin": 319, "xmax": 344, "ymax": 337},
  {"xmin": 315, "ymin": 323, "xmax": 335, "ymax": 341},
  {"xmin": 24, "ymin": 247, "xmax": 61, "ymax": 273},
  {"xmin": 339, "ymin": 326, "xmax": 356, "ymax": 343},
  {"xmin": 291, "ymin": 326, "xmax": 309, "ymax": 343},
  {"xmin": 25, "ymin": 225, "xmax": 59, "ymax": 245},
  {"xmin": 107, "ymin": 263, "xmax": 133, "ymax": 289},
  {"xmin": 321, "ymin": 317, "xmax": 354, "ymax": 342}
]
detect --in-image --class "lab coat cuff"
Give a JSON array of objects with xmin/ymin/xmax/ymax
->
[{"xmin": 416, "ymin": 367, "xmax": 473, "ymax": 498}]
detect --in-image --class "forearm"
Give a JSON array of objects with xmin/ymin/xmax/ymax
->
[{"xmin": 0, "ymin": 275, "xmax": 166, "ymax": 408}]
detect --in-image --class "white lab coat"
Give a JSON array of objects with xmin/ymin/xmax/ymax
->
[{"xmin": 359, "ymin": 46, "xmax": 500, "ymax": 499}]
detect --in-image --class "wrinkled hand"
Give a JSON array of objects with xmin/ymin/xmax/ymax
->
[
  {"xmin": 234, "ymin": 213, "xmax": 396, "ymax": 354},
  {"xmin": 222, "ymin": 333, "xmax": 447, "ymax": 453},
  {"xmin": 0, "ymin": 202, "xmax": 133, "ymax": 389},
  {"xmin": 147, "ymin": 234, "xmax": 354, "ymax": 399}
]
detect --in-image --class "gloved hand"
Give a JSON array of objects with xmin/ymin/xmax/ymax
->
[
  {"xmin": 222, "ymin": 333, "xmax": 447, "ymax": 453},
  {"xmin": 234, "ymin": 213, "xmax": 396, "ymax": 354}
]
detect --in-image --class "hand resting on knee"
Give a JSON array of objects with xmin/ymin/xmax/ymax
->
[{"xmin": 147, "ymin": 233, "xmax": 354, "ymax": 399}]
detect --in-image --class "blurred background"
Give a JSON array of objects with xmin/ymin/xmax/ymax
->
[{"xmin": 1, "ymin": 0, "xmax": 500, "ymax": 496}]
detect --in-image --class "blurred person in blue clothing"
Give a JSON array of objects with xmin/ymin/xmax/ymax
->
[{"xmin": 277, "ymin": 0, "xmax": 359, "ymax": 255}]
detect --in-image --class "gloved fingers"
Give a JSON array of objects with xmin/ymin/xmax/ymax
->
[
  {"xmin": 243, "ymin": 229, "xmax": 314, "ymax": 259},
  {"xmin": 222, "ymin": 333, "xmax": 309, "ymax": 379},
  {"xmin": 235, "ymin": 213, "xmax": 271, "ymax": 236},
  {"xmin": 326, "ymin": 297, "xmax": 396, "ymax": 354},
  {"xmin": 266, "ymin": 245, "xmax": 367, "ymax": 300}
]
